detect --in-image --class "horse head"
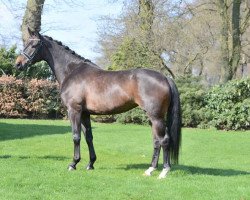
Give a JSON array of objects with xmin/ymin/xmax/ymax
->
[{"xmin": 15, "ymin": 27, "xmax": 43, "ymax": 70}]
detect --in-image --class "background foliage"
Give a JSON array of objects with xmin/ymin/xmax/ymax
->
[
  {"xmin": 1, "ymin": 75, "xmax": 249, "ymax": 130},
  {"xmin": 0, "ymin": 75, "xmax": 65, "ymax": 119},
  {"xmin": 202, "ymin": 79, "xmax": 250, "ymax": 130},
  {"xmin": 0, "ymin": 46, "xmax": 52, "ymax": 79}
]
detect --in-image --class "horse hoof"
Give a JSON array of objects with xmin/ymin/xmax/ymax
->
[
  {"xmin": 86, "ymin": 165, "xmax": 94, "ymax": 170},
  {"xmin": 144, "ymin": 167, "xmax": 156, "ymax": 176},
  {"xmin": 68, "ymin": 165, "xmax": 76, "ymax": 171},
  {"xmin": 158, "ymin": 167, "xmax": 170, "ymax": 179}
]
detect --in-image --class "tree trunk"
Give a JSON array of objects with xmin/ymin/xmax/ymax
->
[
  {"xmin": 218, "ymin": 0, "xmax": 232, "ymax": 83},
  {"xmin": 21, "ymin": 0, "xmax": 45, "ymax": 43},
  {"xmin": 218, "ymin": 0, "xmax": 243, "ymax": 83},
  {"xmin": 138, "ymin": 0, "xmax": 154, "ymax": 43},
  {"xmin": 231, "ymin": 0, "xmax": 241, "ymax": 78}
]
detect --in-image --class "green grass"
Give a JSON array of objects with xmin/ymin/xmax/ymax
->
[{"xmin": 0, "ymin": 119, "xmax": 249, "ymax": 200}]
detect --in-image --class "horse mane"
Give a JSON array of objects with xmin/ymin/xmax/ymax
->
[{"xmin": 43, "ymin": 35, "xmax": 91, "ymax": 62}]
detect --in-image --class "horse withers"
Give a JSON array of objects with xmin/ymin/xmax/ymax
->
[{"xmin": 15, "ymin": 28, "xmax": 181, "ymax": 179}]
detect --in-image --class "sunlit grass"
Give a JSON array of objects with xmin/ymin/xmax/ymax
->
[{"xmin": 0, "ymin": 119, "xmax": 249, "ymax": 200}]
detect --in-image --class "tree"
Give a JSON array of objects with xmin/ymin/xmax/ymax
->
[
  {"xmin": 216, "ymin": 0, "xmax": 250, "ymax": 82},
  {"xmin": 0, "ymin": 46, "xmax": 18, "ymax": 76},
  {"xmin": 21, "ymin": 0, "xmax": 45, "ymax": 43},
  {"xmin": 97, "ymin": 0, "xmax": 249, "ymax": 84}
]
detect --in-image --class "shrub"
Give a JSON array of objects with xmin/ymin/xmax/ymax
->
[
  {"xmin": 25, "ymin": 79, "xmax": 65, "ymax": 118},
  {"xmin": 176, "ymin": 76, "xmax": 206, "ymax": 127},
  {"xmin": 202, "ymin": 78, "xmax": 250, "ymax": 130},
  {"xmin": 0, "ymin": 76, "xmax": 27, "ymax": 117},
  {"xmin": 115, "ymin": 107, "xmax": 149, "ymax": 125},
  {"xmin": 0, "ymin": 75, "xmax": 65, "ymax": 118}
]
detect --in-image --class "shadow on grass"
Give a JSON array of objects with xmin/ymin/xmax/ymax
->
[
  {"xmin": 118, "ymin": 163, "xmax": 250, "ymax": 177},
  {"xmin": 0, "ymin": 121, "xmax": 70, "ymax": 141},
  {"xmin": 0, "ymin": 154, "xmax": 69, "ymax": 161}
]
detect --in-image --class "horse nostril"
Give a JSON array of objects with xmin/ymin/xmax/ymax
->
[{"xmin": 15, "ymin": 62, "xmax": 21, "ymax": 69}]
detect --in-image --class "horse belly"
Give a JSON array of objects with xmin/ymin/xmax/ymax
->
[{"xmin": 86, "ymin": 91, "xmax": 137, "ymax": 115}]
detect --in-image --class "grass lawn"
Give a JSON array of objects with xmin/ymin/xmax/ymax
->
[{"xmin": 0, "ymin": 119, "xmax": 249, "ymax": 200}]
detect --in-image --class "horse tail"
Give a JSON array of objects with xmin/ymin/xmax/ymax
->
[{"xmin": 166, "ymin": 77, "xmax": 182, "ymax": 164}]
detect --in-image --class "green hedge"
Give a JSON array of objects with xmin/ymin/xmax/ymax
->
[{"xmin": 201, "ymin": 78, "xmax": 250, "ymax": 130}]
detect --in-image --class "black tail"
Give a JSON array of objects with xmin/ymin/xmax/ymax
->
[{"xmin": 166, "ymin": 77, "xmax": 182, "ymax": 164}]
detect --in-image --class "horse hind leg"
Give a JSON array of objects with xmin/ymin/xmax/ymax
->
[
  {"xmin": 158, "ymin": 127, "xmax": 171, "ymax": 179},
  {"xmin": 82, "ymin": 114, "xmax": 97, "ymax": 170},
  {"xmin": 144, "ymin": 134, "xmax": 160, "ymax": 176},
  {"xmin": 146, "ymin": 117, "xmax": 171, "ymax": 179}
]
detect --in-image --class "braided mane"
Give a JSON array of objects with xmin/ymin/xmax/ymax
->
[{"xmin": 43, "ymin": 35, "xmax": 90, "ymax": 62}]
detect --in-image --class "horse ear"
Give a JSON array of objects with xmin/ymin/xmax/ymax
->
[
  {"xmin": 27, "ymin": 27, "xmax": 34, "ymax": 36},
  {"xmin": 27, "ymin": 27, "xmax": 40, "ymax": 38}
]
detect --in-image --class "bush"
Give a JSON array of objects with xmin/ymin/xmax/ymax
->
[
  {"xmin": 0, "ymin": 75, "xmax": 65, "ymax": 118},
  {"xmin": 176, "ymin": 76, "xmax": 206, "ymax": 127},
  {"xmin": 0, "ymin": 76, "xmax": 27, "ymax": 117},
  {"xmin": 115, "ymin": 107, "xmax": 149, "ymax": 125},
  {"xmin": 202, "ymin": 78, "xmax": 250, "ymax": 130},
  {"xmin": 0, "ymin": 46, "xmax": 52, "ymax": 79},
  {"xmin": 0, "ymin": 46, "xmax": 19, "ymax": 76}
]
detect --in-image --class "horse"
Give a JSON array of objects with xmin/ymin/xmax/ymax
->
[{"xmin": 15, "ymin": 28, "xmax": 181, "ymax": 179}]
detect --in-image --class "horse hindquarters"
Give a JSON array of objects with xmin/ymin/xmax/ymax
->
[{"xmin": 142, "ymin": 76, "xmax": 181, "ymax": 178}]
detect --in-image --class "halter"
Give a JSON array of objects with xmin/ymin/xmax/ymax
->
[{"xmin": 21, "ymin": 38, "xmax": 43, "ymax": 63}]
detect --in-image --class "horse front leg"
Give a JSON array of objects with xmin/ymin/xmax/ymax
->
[
  {"xmin": 82, "ymin": 114, "xmax": 96, "ymax": 170},
  {"xmin": 68, "ymin": 108, "xmax": 82, "ymax": 171}
]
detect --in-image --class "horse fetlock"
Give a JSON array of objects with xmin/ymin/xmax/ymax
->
[
  {"xmin": 86, "ymin": 163, "xmax": 94, "ymax": 170},
  {"xmin": 74, "ymin": 156, "xmax": 81, "ymax": 163},
  {"xmin": 68, "ymin": 164, "xmax": 76, "ymax": 171},
  {"xmin": 158, "ymin": 167, "xmax": 170, "ymax": 179}
]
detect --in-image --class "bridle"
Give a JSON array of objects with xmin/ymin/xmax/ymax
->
[{"xmin": 21, "ymin": 38, "xmax": 43, "ymax": 63}]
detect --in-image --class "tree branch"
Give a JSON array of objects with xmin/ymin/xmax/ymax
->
[{"xmin": 240, "ymin": 8, "xmax": 250, "ymax": 34}]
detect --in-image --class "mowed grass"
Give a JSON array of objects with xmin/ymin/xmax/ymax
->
[{"xmin": 0, "ymin": 119, "xmax": 249, "ymax": 200}]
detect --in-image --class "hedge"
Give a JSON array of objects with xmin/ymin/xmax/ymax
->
[
  {"xmin": 0, "ymin": 75, "xmax": 65, "ymax": 118},
  {"xmin": 1, "ymin": 75, "xmax": 249, "ymax": 130},
  {"xmin": 201, "ymin": 78, "xmax": 250, "ymax": 130}
]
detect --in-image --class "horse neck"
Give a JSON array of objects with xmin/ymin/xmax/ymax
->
[{"xmin": 42, "ymin": 38, "xmax": 82, "ymax": 85}]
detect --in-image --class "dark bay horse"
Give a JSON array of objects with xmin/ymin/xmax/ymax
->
[{"xmin": 15, "ymin": 28, "xmax": 181, "ymax": 179}]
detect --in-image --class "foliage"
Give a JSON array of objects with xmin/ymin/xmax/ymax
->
[
  {"xmin": 115, "ymin": 107, "xmax": 149, "ymax": 125},
  {"xmin": 109, "ymin": 37, "xmax": 161, "ymax": 71},
  {"xmin": 0, "ymin": 46, "xmax": 52, "ymax": 79},
  {"xmin": 0, "ymin": 75, "xmax": 27, "ymax": 118},
  {"xmin": 202, "ymin": 78, "xmax": 250, "ymax": 130},
  {"xmin": 0, "ymin": 46, "xmax": 19, "ymax": 76},
  {"xmin": 175, "ymin": 76, "xmax": 206, "ymax": 127},
  {"xmin": 0, "ymin": 119, "xmax": 249, "ymax": 199},
  {"xmin": 98, "ymin": 0, "xmax": 250, "ymax": 84},
  {"xmin": 0, "ymin": 75, "xmax": 65, "ymax": 118},
  {"xmin": 19, "ymin": 61, "xmax": 53, "ymax": 80}
]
